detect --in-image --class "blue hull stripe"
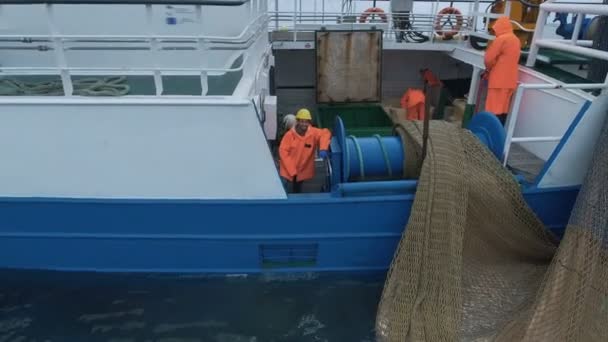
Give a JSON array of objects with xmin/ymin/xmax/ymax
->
[
  {"xmin": 0, "ymin": 232, "xmax": 404, "ymax": 239},
  {"xmin": 0, "ymin": 186, "xmax": 579, "ymax": 273}
]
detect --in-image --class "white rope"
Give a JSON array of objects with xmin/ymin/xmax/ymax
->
[{"xmin": 0, "ymin": 76, "xmax": 130, "ymax": 96}]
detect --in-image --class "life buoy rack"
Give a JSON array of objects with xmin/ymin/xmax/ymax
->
[
  {"xmin": 359, "ymin": 7, "xmax": 388, "ymax": 23},
  {"xmin": 434, "ymin": 7, "xmax": 463, "ymax": 39}
]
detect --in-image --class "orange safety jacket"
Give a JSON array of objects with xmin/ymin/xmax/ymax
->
[
  {"xmin": 279, "ymin": 126, "xmax": 331, "ymax": 182},
  {"xmin": 421, "ymin": 69, "xmax": 442, "ymax": 87},
  {"xmin": 400, "ymin": 88, "xmax": 426, "ymax": 120},
  {"xmin": 484, "ymin": 16, "xmax": 521, "ymax": 90}
]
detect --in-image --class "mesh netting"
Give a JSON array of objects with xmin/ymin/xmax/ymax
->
[{"xmin": 376, "ymin": 118, "xmax": 608, "ymax": 341}]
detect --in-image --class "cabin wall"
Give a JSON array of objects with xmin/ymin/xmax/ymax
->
[
  {"xmin": 274, "ymin": 49, "xmax": 472, "ymax": 120},
  {"xmin": 382, "ymin": 50, "xmax": 473, "ymax": 102},
  {"xmin": 0, "ymin": 99, "xmax": 286, "ymax": 199}
]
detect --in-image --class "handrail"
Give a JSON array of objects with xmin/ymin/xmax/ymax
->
[
  {"xmin": 526, "ymin": 2, "xmax": 608, "ymax": 69},
  {"xmin": 269, "ymin": 10, "xmax": 473, "ymax": 40},
  {"xmin": 541, "ymin": 2, "xmax": 608, "ymax": 15},
  {"xmin": 0, "ymin": 51, "xmax": 249, "ymax": 74},
  {"xmin": 509, "ymin": 20, "xmax": 535, "ymax": 33},
  {"xmin": 0, "ymin": 14, "xmax": 268, "ymax": 43},
  {"xmin": 502, "ymin": 81, "xmax": 608, "ymax": 165},
  {"xmin": 0, "ymin": 0, "xmax": 268, "ymax": 97}
]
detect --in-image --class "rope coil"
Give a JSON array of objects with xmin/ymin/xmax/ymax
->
[{"xmin": 0, "ymin": 76, "xmax": 130, "ymax": 96}]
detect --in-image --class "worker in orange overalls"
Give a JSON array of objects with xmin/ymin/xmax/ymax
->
[
  {"xmin": 420, "ymin": 68, "xmax": 442, "ymax": 117},
  {"xmin": 279, "ymin": 108, "xmax": 331, "ymax": 193},
  {"xmin": 484, "ymin": 16, "xmax": 521, "ymax": 125},
  {"xmin": 400, "ymin": 88, "xmax": 426, "ymax": 120},
  {"xmin": 420, "ymin": 68, "xmax": 442, "ymax": 88}
]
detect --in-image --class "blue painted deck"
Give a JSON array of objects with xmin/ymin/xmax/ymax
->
[{"xmin": 0, "ymin": 186, "xmax": 577, "ymax": 273}]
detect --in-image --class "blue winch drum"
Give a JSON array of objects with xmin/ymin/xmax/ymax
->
[
  {"xmin": 332, "ymin": 113, "xmax": 505, "ymax": 184},
  {"xmin": 345, "ymin": 135, "xmax": 404, "ymax": 181},
  {"xmin": 466, "ymin": 111, "xmax": 506, "ymax": 160}
]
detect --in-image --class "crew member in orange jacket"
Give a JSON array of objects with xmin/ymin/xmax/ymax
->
[
  {"xmin": 279, "ymin": 109, "xmax": 331, "ymax": 193},
  {"xmin": 484, "ymin": 16, "xmax": 521, "ymax": 125},
  {"xmin": 420, "ymin": 68, "xmax": 442, "ymax": 88},
  {"xmin": 400, "ymin": 88, "xmax": 426, "ymax": 120}
]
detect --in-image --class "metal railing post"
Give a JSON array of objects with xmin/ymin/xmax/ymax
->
[
  {"xmin": 322, "ymin": 0, "xmax": 325, "ymax": 23},
  {"xmin": 196, "ymin": 5, "xmax": 208, "ymax": 95},
  {"xmin": 500, "ymin": 80, "xmax": 608, "ymax": 165},
  {"xmin": 293, "ymin": 0, "xmax": 297, "ymax": 42},
  {"xmin": 472, "ymin": 0, "xmax": 480, "ymax": 32},
  {"xmin": 503, "ymin": 86, "xmax": 525, "ymax": 165},
  {"xmin": 146, "ymin": 4, "xmax": 163, "ymax": 96},
  {"xmin": 468, "ymin": 67, "xmax": 482, "ymax": 107},
  {"xmin": 572, "ymin": 13, "xmax": 584, "ymax": 45},
  {"xmin": 526, "ymin": 6, "xmax": 549, "ymax": 66},
  {"xmin": 275, "ymin": 0, "xmax": 279, "ymax": 30},
  {"xmin": 46, "ymin": 4, "xmax": 73, "ymax": 96}
]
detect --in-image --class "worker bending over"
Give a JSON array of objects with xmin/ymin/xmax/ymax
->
[
  {"xmin": 401, "ymin": 88, "xmax": 426, "ymax": 120},
  {"xmin": 279, "ymin": 109, "xmax": 331, "ymax": 193},
  {"xmin": 484, "ymin": 16, "xmax": 521, "ymax": 125},
  {"xmin": 399, "ymin": 69, "xmax": 442, "ymax": 121}
]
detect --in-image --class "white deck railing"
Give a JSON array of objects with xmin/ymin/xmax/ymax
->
[
  {"xmin": 268, "ymin": 0, "xmax": 539, "ymax": 44},
  {"xmin": 270, "ymin": 11, "xmax": 474, "ymax": 43},
  {"xmin": 526, "ymin": 0, "xmax": 608, "ymax": 87},
  {"xmin": 503, "ymin": 82, "xmax": 608, "ymax": 166},
  {"xmin": 0, "ymin": 1, "xmax": 269, "ymax": 96}
]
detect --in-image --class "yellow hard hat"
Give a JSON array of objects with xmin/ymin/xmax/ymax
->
[{"xmin": 296, "ymin": 108, "xmax": 312, "ymax": 121}]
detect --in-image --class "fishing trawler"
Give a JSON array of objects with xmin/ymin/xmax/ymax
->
[{"xmin": 0, "ymin": 0, "xmax": 606, "ymax": 274}]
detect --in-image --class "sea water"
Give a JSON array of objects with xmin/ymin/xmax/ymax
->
[{"xmin": 0, "ymin": 271, "xmax": 384, "ymax": 342}]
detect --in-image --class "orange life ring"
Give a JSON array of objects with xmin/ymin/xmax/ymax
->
[
  {"xmin": 434, "ymin": 7, "xmax": 463, "ymax": 39},
  {"xmin": 359, "ymin": 7, "xmax": 388, "ymax": 23}
]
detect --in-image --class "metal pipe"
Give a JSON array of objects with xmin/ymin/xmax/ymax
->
[
  {"xmin": 275, "ymin": 0, "xmax": 279, "ymax": 30},
  {"xmin": 541, "ymin": 38, "xmax": 594, "ymax": 47},
  {"xmin": 431, "ymin": 0, "xmax": 438, "ymax": 43},
  {"xmin": 298, "ymin": 0, "xmax": 302, "ymax": 23},
  {"xmin": 510, "ymin": 20, "xmax": 535, "ymax": 32},
  {"xmin": 146, "ymin": 4, "xmax": 163, "ymax": 96},
  {"xmin": 322, "ymin": 0, "xmax": 325, "ymax": 23},
  {"xmin": 0, "ymin": 97, "xmax": 252, "ymax": 106},
  {"xmin": 541, "ymin": 3, "xmax": 608, "ymax": 15},
  {"xmin": 502, "ymin": 86, "xmax": 525, "ymax": 166},
  {"xmin": 293, "ymin": 0, "xmax": 297, "ymax": 42},
  {"xmin": 520, "ymin": 82, "xmax": 607, "ymax": 90},
  {"xmin": 0, "ymin": 16, "xmax": 268, "ymax": 41},
  {"xmin": 0, "ymin": 52, "xmax": 249, "ymax": 74},
  {"xmin": 572, "ymin": 13, "xmax": 584, "ymax": 45},
  {"xmin": 526, "ymin": 8, "xmax": 550, "ymax": 67},
  {"xmin": 467, "ymin": 67, "xmax": 482, "ymax": 105},
  {"xmin": 511, "ymin": 136, "xmax": 562, "ymax": 143},
  {"xmin": 196, "ymin": 5, "xmax": 208, "ymax": 96},
  {"xmin": 535, "ymin": 40, "xmax": 608, "ymax": 61},
  {"xmin": 472, "ymin": 0, "xmax": 480, "ymax": 32},
  {"xmin": 46, "ymin": 4, "xmax": 73, "ymax": 96},
  {"xmin": 421, "ymin": 77, "xmax": 431, "ymax": 166}
]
